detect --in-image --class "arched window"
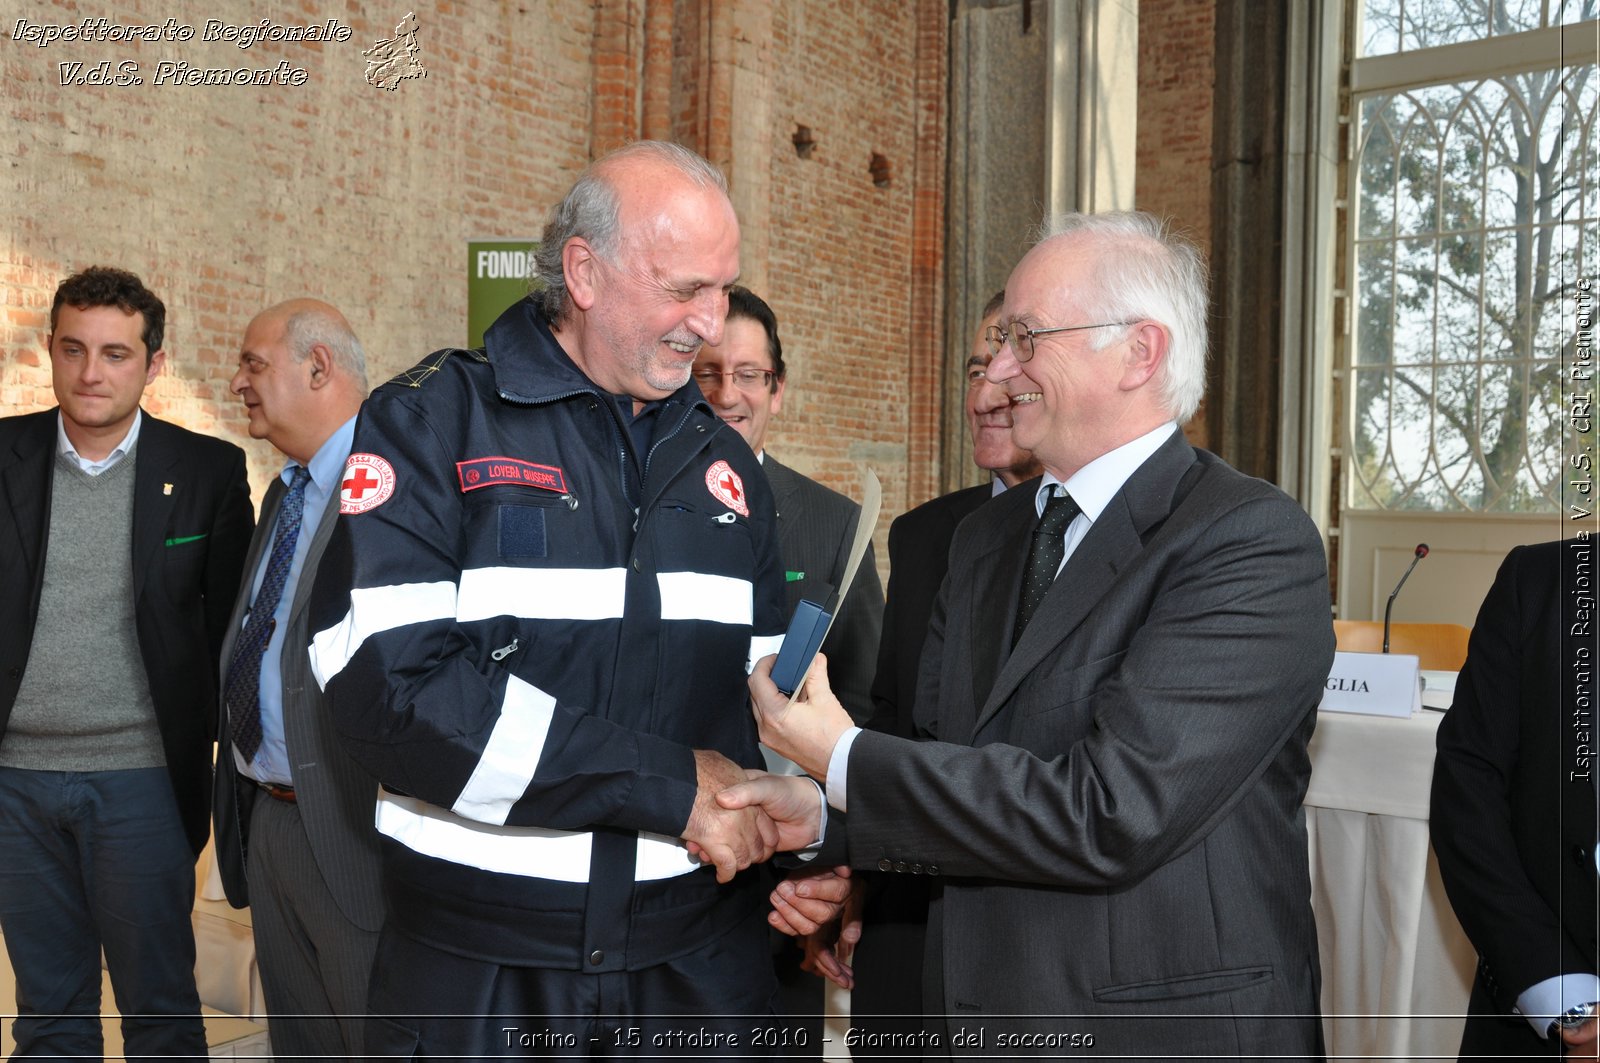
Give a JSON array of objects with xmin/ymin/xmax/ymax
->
[{"xmin": 1333, "ymin": 0, "xmax": 1596, "ymax": 619}]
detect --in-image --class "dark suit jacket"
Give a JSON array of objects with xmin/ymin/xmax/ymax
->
[
  {"xmin": 853, "ymin": 481, "xmax": 990, "ymax": 1040},
  {"xmin": 763, "ymin": 455, "xmax": 883, "ymax": 723},
  {"xmin": 0, "ymin": 408, "xmax": 253, "ymax": 855},
  {"xmin": 836, "ymin": 431, "xmax": 1332, "ymax": 1061},
  {"xmin": 212, "ymin": 475, "xmax": 384, "ymax": 931},
  {"xmin": 1431, "ymin": 539, "xmax": 1599, "ymax": 1059},
  {"xmin": 866, "ymin": 483, "xmax": 991, "ymax": 739}
]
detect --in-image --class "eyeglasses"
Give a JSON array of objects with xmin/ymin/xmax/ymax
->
[
  {"xmin": 692, "ymin": 367, "xmax": 776, "ymax": 392},
  {"xmin": 984, "ymin": 320, "xmax": 1131, "ymax": 362}
]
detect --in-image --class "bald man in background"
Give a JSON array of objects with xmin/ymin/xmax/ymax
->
[{"xmin": 212, "ymin": 299, "xmax": 381, "ymax": 1061}]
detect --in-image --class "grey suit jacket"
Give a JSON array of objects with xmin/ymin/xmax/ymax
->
[
  {"xmin": 763, "ymin": 455, "xmax": 884, "ymax": 723},
  {"xmin": 212, "ymin": 476, "xmax": 384, "ymax": 931},
  {"xmin": 842, "ymin": 431, "xmax": 1332, "ymax": 1061}
]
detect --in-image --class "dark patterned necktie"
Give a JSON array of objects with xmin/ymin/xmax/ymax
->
[
  {"xmin": 223, "ymin": 466, "xmax": 311, "ymax": 761},
  {"xmin": 1013, "ymin": 489, "xmax": 1081, "ymax": 646}
]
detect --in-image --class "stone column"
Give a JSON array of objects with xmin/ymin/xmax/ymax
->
[{"xmin": 942, "ymin": 0, "xmax": 1138, "ymax": 493}]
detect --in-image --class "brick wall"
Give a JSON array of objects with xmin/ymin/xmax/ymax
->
[
  {"xmin": 3, "ymin": 1, "xmax": 1214, "ymax": 529},
  {"xmin": 1135, "ymin": 0, "xmax": 1217, "ymax": 447},
  {"xmin": 761, "ymin": 0, "xmax": 941, "ymax": 526},
  {"xmin": 1134, "ymin": 0, "xmax": 1216, "ymax": 255},
  {"xmin": 2, "ymin": 2, "xmax": 600, "ymax": 499},
  {"xmin": 1, "ymin": 1, "xmax": 944, "ymax": 541}
]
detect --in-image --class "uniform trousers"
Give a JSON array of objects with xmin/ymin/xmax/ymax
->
[
  {"xmin": 364, "ymin": 914, "xmax": 780, "ymax": 1058},
  {"xmin": 0, "ymin": 765, "xmax": 206, "ymax": 1061},
  {"xmin": 245, "ymin": 790, "xmax": 380, "ymax": 1062}
]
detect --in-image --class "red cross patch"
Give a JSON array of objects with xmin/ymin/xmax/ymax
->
[
  {"xmin": 339, "ymin": 453, "xmax": 396, "ymax": 515},
  {"xmin": 704, "ymin": 459, "xmax": 749, "ymax": 517}
]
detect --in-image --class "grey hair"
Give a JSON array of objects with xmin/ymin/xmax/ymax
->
[
  {"xmin": 1035, "ymin": 211, "xmax": 1209, "ymax": 424},
  {"xmin": 284, "ymin": 309, "xmax": 368, "ymax": 391},
  {"xmin": 533, "ymin": 140, "xmax": 729, "ymax": 323}
]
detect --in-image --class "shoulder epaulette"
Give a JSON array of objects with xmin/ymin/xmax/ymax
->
[{"xmin": 386, "ymin": 347, "xmax": 490, "ymax": 390}]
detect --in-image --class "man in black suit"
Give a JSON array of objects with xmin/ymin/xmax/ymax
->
[
  {"xmin": 866, "ymin": 288, "xmax": 1042, "ymax": 740},
  {"xmin": 730, "ymin": 211, "xmax": 1333, "ymax": 1061},
  {"xmin": 1432, "ymin": 538, "xmax": 1599, "ymax": 1059},
  {"xmin": 212, "ymin": 299, "xmax": 383, "ymax": 1060},
  {"xmin": 693, "ymin": 285, "xmax": 883, "ymax": 724},
  {"xmin": 846, "ymin": 289, "xmax": 1042, "ymax": 1053},
  {"xmin": 0, "ymin": 266, "xmax": 253, "ymax": 1058},
  {"xmin": 693, "ymin": 285, "xmax": 883, "ymax": 1054}
]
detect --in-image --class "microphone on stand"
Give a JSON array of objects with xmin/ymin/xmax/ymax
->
[{"xmin": 1383, "ymin": 543, "xmax": 1429, "ymax": 653}]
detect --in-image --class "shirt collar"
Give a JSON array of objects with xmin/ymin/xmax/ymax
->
[
  {"xmin": 57, "ymin": 408, "xmax": 142, "ymax": 471},
  {"xmin": 284, "ymin": 415, "xmax": 358, "ymax": 492},
  {"xmin": 1035, "ymin": 422, "xmax": 1179, "ymax": 520}
]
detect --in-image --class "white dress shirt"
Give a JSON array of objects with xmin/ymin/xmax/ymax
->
[{"xmin": 57, "ymin": 410, "xmax": 142, "ymax": 475}]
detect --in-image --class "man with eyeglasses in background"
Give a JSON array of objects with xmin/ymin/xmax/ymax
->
[
  {"xmin": 692, "ymin": 285, "xmax": 883, "ymax": 1057},
  {"xmin": 728, "ymin": 211, "xmax": 1335, "ymax": 1062},
  {"xmin": 692, "ymin": 286, "xmax": 883, "ymax": 727}
]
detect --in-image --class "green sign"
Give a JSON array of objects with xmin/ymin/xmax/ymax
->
[{"xmin": 468, "ymin": 240, "xmax": 540, "ymax": 347}]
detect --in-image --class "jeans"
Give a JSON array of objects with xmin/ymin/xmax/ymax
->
[{"xmin": 0, "ymin": 766, "xmax": 207, "ymax": 1060}]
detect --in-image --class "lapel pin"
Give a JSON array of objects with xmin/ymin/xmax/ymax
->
[{"xmin": 163, "ymin": 483, "xmax": 173, "ymax": 495}]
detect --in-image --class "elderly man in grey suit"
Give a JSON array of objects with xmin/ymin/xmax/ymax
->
[
  {"xmin": 727, "ymin": 211, "xmax": 1334, "ymax": 1061},
  {"xmin": 693, "ymin": 285, "xmax": 883, "ymax": 1056},
  {"xmin": 212, "ymin": 299, "xmax": 382, "ymax": 1061}
]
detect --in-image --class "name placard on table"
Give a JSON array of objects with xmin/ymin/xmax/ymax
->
[{"xmin": 1320, "ymin": 650, "xmax": 1421, "ymax": 717}]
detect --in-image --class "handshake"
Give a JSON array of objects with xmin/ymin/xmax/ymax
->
[
  {"xmin": 681, "ymin": 749, "xmax": 823, "ymax": 881},
  {"xmin": 680, "ymin": 651, "xmax": 856, "ymax": 882},
  {"xmin": 680, "ymin": 752, "xmax": 858, "ymax": 987},
  {"xmin": 677, "ymin": 654, "xmax": 863, "ymax": 988}
]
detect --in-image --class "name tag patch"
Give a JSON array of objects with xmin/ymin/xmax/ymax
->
[{"xmin": 457, "ymin": 457, "xmax": 568, "ymax": 495}]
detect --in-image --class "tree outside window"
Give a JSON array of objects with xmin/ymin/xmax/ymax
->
[{"xmin": 1347, "ymin": 0, "xmax": 1596, "ymax": 512}]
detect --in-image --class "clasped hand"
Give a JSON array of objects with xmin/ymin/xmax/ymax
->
[
  {"xmin": 680, "ymin": 655, "xmax": 860, "ymax": 977},
  {"xmin": 682, "ymin": 652, "xmax": 854, "ymax": 878},
  {"xmin": 681, "ymin": 755, "xmax": 826, "ymax": 877},
  {"xmin": 681, "ymin": 749, "xmax": 779, "ymax": 883}
]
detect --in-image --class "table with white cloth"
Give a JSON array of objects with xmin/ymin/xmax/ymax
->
[{"xmin": 1306, "ymin": 706, "xmax": 1478, "ymax": 1061}]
